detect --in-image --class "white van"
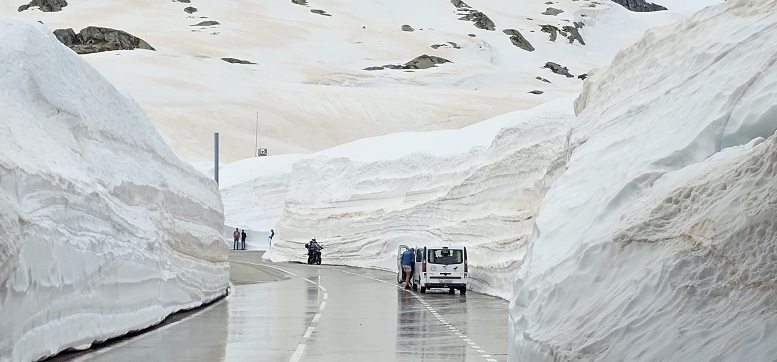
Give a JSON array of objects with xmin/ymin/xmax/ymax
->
[{"xmin": 397, "ymin": 245, "xmax": 468, "ymax": 295}]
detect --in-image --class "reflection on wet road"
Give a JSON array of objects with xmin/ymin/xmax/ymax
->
[{"xmin": 80, "ymin": 251, "xmax": 508, "ymax": 362}]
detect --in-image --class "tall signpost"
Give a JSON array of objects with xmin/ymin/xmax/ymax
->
[
  {"xmin": 255, "ymin": 112, "xmax": 259, "ymax": 157},
  {"xmin": 214, "ymin": 132, "xmax": 219, "ymax": 184}
]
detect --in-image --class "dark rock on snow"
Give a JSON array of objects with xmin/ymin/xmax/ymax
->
[
  {"xmin": 536, "ymin": 76, "xmax": 551, "ymax": 83},
  {"xmin": 174, "ymin": 0, "xmax": 191, "ymax": 3},
  {"xmin": 192, "ymin": 20, "xmax": 220, "ymax": 26},
  {"xmin": 542, "ymin": 7, "xmax": 564, "ymax": 16},
  {"xmin": 578, "ymin": 73, "xmax": 588, "ymax": 80},
  {"xmin": 18, "ymin": 0, "xmax": 67, "ymax": 12},
  {"xmin": 405, "ymin": 54, "xmax": 451, "ymax": 69},
  {"xmin": 544, "ymin": 62, "xmax": 574, "ymax": 78},
  {"xmin": 364, "ymin": 54, "xmax": 451, "ymax": 71},
  {"xmin": 451, "ymin": 0, "xmax": 495, "ymax": 31},
  {"xmin": 431, "ymin": 42, "xmax": 461, "ymax": 49},
  {"xmin": 54, "ymin": 27, "xmax": 154, "ymax": 54},
  {"xmin": 222, "ymin": 57, "xmax": 256, "ymax": 64},
  {"xmin": 540, "ymin": 24, "xmax": 585, "ymax": 45},
  {"xmin": 401, "ymin": 24, "xmax": 414, "ymax": 32},
  {"xmin": 311, "ymin": 9, "xmax": 331, "ymax": 16},
  {"xmin": 184, "ymin": 6, "xmax": 197, "ymax": 13},
  {"xmin": 503, "ymin": 29, "xmax": 534, "ymax": 52},
  {"xmin": 612, "ymin": 0, "xmax": 667, "ymax": 12},
  {"xmin": 562, "ymin": 26, "xmax": 585, "ymax": 45},
  {"xmin": 529, "ymin": 90, "xmax": 544, "ymax": 95},
  {"xmin": 291, "ymin": 0, "xmax": 307, "ymax": 5}
]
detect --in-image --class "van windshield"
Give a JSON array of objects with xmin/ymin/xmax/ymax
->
[{"xmin": 428, "ymin": 249, "xmax": 463, "ymax": 265}]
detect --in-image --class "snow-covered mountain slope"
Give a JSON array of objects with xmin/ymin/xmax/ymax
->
[
  {"xmin": 221, "ymin": 96, "xmax": 574, "ymax": 298},
  {"xmin": 509, "ymin": 0, "xmax": 777, "ymax": 360},
  {"xmin": 1, "ymin": 0, "xmax": 705, "ymax": 162},
  {"xmin": 0, "ymin": 18, "xmax": 229, "ymax": 362}
]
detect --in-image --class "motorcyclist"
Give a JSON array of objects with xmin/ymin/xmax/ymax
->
[{"xmin": 305, "ymin": 238, "xmax": 323, "ymax": 264}]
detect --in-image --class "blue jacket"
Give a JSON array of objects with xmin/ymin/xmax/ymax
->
[{"xmin": 401, "ymin": 250, "xmax": 414, "ymax": 266}]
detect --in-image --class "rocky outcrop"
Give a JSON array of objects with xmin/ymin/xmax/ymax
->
[
  {"xmin": 291, "ymin": 0, "xmax": 307, "ymax": 5},
  {"xmin": 311, "ymin": 9, "xmax": 331, "ymax": 16},
  {"xmin": 405, "ymin": 54, "xmax": 451, "ymax": 69},
  {"xmin": 540, "ymin": 24, "xmax": 585, "ymax": 45},
  {"xmin": 542, "ymin": 7, "xmax": 564, "ymax": 15},
  {"xmin": 222, "ymin": 57, "xmax": 256, "ymax": 64},
  {"xmin": 578, "ymin": 73, "xmax": 588, "ymax": 80},
  {"xmin": 364, "ymin": 54, "xmax": 451, "ymax": 71},
  {"xmin": 184, "ymin": 6, "xmax": 197, "ymax": 13},
  {"xmin": 562, "ymin": 26, "xmax": 585, "ymax": 45},
  {"xmin": 401, "ymin": 24, "xmax": 414, "ymax": 32},
  {"xmin": 612, "ymin": 0, "xmax": 667, "ymax": 12},
  {"xmin": 192, "ymin": 20, "xmax": 220, "ymax": 26},
  {"xmin": 18, "ymin": 0, "xmax": 67, "ymax": 12},
  {"xmin": 503, "ymin": 29, "xmax": 534, "ymax": 52},
  {"xmin": 536, "ymin": 76, "xmax": 551, "ymax": 83},
  {"xmin": 431, "ymin": 42, "xmax": 461, "ymax": 49},
  {"xmin": 174, "ymin": 0, "xmax": 191, "ymax": 2},
  {"xmin": 529, "ymin": 90, "xmax": 544, "ymax": 94},
  {"xmin": 54, "ymin": 27, "xmax": 154, "ymax": 54},
  {"xmin": 543, "ymin": 61, "xmax": 574, "ymax": 77},
  {"xmin": 451, "ymin": 0, "xmax": 495, "ymax": 31}
]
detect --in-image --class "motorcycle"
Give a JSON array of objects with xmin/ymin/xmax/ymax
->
[{"xmin": 305, "ymin": 242, "xmax": 323, "ymax": 265}]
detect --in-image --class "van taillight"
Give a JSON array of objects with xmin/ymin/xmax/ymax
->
[
  {"xmin": 422, "ymin": 260, "xmax": 426, "ymax": 272},
  {"xmin": 464, "ymin": 261, "xmax": 468, "ymax": 273}
]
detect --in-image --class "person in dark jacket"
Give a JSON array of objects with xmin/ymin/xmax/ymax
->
[
  {"xmin": 241, "ymin": 230, "xmax": 247, "ymax": 250},
  {"xmin": 401, "ymin": 248, "xmax": 414, "ymax": 289}
]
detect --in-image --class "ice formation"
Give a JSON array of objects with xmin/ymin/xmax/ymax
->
[
  {"xmin": 510, "ymin": 1, "xmax": 777, "ymax": 360},
  {"xmin": 0, "ymin": 18, "xmax": 228, "ymax": 362}
]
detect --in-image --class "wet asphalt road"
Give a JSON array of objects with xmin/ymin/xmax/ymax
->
[{"xmin": 77, "ymin": 251, "xmax": 508, "ymax": 362}]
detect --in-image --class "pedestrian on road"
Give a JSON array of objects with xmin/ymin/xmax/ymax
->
[
  {"xmin": 401, "ymin": 248, "xmax": 414, "ymax": 289},
  {"xmin": 233, "ymin": 228, "xmax": 240, "ymax": 250},
  {"xmin": 268, "ymin": 229, "xmax": 275, "ymax": 244},
  {"xmin": 241, "ymin": 229, "xmax": 247, "ymax": 250}
]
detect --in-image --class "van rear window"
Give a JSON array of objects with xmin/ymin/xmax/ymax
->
[{"xmin": 428, "ymin": 249, "xmax": 463, "ymax": 265}]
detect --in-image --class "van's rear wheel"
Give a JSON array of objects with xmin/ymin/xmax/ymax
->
[
  {"xmin": 459, "ymin": 287, "xmax": 466, "ymax": 295},
  {"xmin": 412, "ymin": 283, "xmax": 418, "ymax": 291},
  {"xmin": 448, "ymin": 288, "xmax": 455, "ymax": 294},
  {"xmin": 420, "ymin": 287, "xmax": 426, "ymax": 293}
]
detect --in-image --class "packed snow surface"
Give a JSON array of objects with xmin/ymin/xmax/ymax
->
[
  {"xmin": 0, "ymin": 18, "xmax": 228, "ymax": 362},
  {"xmin": 510, "ymin": 0, "xmax": 777, "ymax": 360},
  {"xmin": 1, "ymin": 0, "xmax": 699, "ymax": 162}
]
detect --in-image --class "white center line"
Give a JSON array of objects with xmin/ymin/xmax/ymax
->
[
  {"xmin": 337, "ymin": 270, "xmax": 496, "ymax": 361},
  {"xmin": 235, "ymin": 262, "xmax": 328, "ymax": 362}
]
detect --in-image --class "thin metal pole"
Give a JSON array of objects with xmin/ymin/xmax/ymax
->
[
  {"xmin": 255, "ymin": 112, "xmax": 259, "ymax": 157},
  {"xmin": 214, "ymin": 132, "xmax": 219, "ymax": 184}
]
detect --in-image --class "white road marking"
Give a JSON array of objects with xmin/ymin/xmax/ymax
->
[
  {"xmin": 303, "ymin": 326, "xmax": 314, "ymax": 338},
  {"xmin": 289, "ymin": 344, "xmax": 306, "ymax": 362},
  {"xmin": 235, "ymin": 260, "xmax": 329, "ymax": 362},
  {"xmin": 337, "ymin": 269, "xmax": 497, "ymax": 361}
]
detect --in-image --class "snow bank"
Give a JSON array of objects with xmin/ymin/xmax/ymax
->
[
  {"xmin": 510, "ymin": 1, "xmax": 777, "ymax": 360},
  {"xmin": 222, "ymin": 97, "xmax": 574, "ymax": 298},
  {"xmin": 0, "ymin": 18, "xmax": 228, "ymax": 362}
]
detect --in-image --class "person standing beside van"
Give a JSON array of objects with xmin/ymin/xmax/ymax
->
[
  {"xmin": 233, "ymin": 228, "xmax": 240, "ymax": 250},
  {"xmin": 241, "ymin": 229, "xmax": 247, "ymax": 250},
  {"xmin": 401, "ymin": 248, "xmax": 414, "ymax": 289}
]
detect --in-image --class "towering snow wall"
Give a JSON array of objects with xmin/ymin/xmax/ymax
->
[
  {"xmin": 0, "ymin": 18, "xmax": 229, "ymax": 362},
  {"xmin": 510, "ymin": 1, "xmax": 777, "ymax": 360},
  {"xmin": 222, "ymin": 98, "xmax": 573, "ymax": 299}
]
